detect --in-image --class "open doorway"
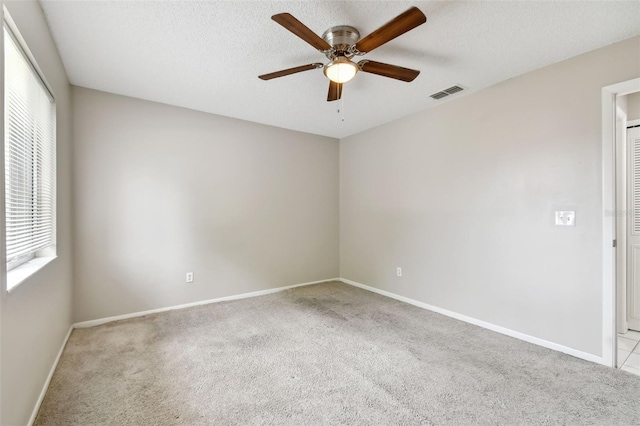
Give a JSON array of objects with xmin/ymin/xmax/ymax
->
[
  {"xmin": 602, "ymin": 77, "xmax": 640, "ymax": 370},
  {"xmin": 615, "ymin": 91, "xmax": 640, "ymax": 374}
]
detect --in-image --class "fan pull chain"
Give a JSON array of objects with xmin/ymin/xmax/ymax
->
[{"xmin": 337, "ymin": 97, "xmax": 345, "ymax": 122}]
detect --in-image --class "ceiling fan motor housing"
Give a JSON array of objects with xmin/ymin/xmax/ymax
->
[{"xmin": 322, "ymin": 25, "xmax": 360, "ymax": 56}]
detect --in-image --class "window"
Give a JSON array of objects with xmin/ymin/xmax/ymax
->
[{"xmin": 4, "ymin": 23, "xmax": 56, "ymax": 289}]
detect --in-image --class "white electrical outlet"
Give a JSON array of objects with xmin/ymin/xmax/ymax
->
[
  {"xmin": 397, "ymin": 267, "xmax": 402, "ymax": 277},
  {"xmin": 186, "ymin": 272, "xmax": 194, "ymax": 283},
  {"xmin": 555, "ymin": 211, "xmax": 576, "ymax": 227}
]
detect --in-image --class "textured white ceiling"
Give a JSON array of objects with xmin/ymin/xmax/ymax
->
[{"xmin": 40, "ymin": 0, "xmax": 640, "ymax": 138}]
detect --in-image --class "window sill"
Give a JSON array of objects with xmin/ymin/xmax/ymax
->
[{"xmin": 7, "ymin": 256, "xmax": 56, "ymax": 292}]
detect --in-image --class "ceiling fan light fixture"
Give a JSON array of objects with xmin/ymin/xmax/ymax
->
[{"xmin": 324, "ymin": 57, "xmax": 358, "ymax": 84}]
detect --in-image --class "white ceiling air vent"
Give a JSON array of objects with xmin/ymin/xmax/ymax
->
[
  {"xmin": 444, "ymin": 85, "xmax": 464, "ymax": 95},
  {"xmin": 430, "ymin": 85, "xmax": 465, "ymax": 100},
  {"xmin": 430, "ymin": 91, "xmax": 448, "ymax": 100}
]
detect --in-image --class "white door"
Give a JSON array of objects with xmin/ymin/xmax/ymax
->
[{"xmin": 627, "ymin": 125, "xmax": 640, "ymax": 331}]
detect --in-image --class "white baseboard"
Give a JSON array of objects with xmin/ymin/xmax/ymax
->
[
  {"xmin": 28, "ymin": 325, "xmax": 73, "ymax": 426},
  {"xmin": 339, "ymin": 278, "xmax": 606, "ymax": 366},
  {"xmin": 74, "ymin": 278, "xmax": 340, "ymax": 328}
]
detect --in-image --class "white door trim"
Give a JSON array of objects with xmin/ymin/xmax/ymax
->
[
  {"xmin": 602, "ymin": 78, "xmax": 640, "ymax": 368},
  {"xmin": 615, "ymin": 104, "xmax": 628, "ymax": 336}
]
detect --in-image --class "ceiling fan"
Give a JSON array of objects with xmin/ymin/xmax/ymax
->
[{"xmin": 259, "ymin": 7, "xmax": 427, "ymax": 102}]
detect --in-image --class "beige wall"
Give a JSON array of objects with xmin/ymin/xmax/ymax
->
[
  {"xmin": 340, "ymin": 36, "xmax": 640, "ymax": 356},
  {"xmin": 627, "ymin": 92, "xmax": 640, "ymax": 120},
  {"xmin": 72, "ymin": 87, "xmax": 339, "ymax": 322},
  {"xmin": 0, "ymin": 1, "xmax": 74, "ymax": 425}
]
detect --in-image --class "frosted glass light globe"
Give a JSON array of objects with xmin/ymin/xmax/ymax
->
[{"xmin": 324, "ymin": 57, "xmax": 358, "ymax": 83}]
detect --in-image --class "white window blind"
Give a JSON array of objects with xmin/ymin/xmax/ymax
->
[
  {"xmin": 632, "ymin": 134, "xmax": 640, "ymax": 235},
  {"xmin": 4, "ymin": 26, "xmax": 56, "ymax": 270}
]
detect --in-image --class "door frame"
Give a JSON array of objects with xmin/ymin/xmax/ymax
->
[
  {"xmin": 602, "ymin": 77, "xmax": 640, "ymax": 368},
  {"xmin": 624, "ymin": 119, "xmax": 640, "ymax": 334},
  {"xmin": 615, "ymin": 106, "xmax": 628, "ymax": 338}
]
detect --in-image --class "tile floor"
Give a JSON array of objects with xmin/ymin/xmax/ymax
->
[{"xmin": 617, "ymin": 329, "xmax": 640, "ymax": 376}]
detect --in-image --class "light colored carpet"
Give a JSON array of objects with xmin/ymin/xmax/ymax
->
[{"xmin": 36, "ymin": 281, "xmax": 640, "ymax": 425}]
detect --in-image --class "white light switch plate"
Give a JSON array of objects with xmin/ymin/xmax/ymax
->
[{"xmin": 555, "ymin": 211, "xmax": 575, "ymax": 226}]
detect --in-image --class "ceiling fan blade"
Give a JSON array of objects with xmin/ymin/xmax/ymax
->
[
  {"xmin": 272, "ymin": 13, "xmax": 332, "ymax": 51},
  {"xmin": 355, "ymin": 7, "xmax": 426, "ymax": 54},
  {"xmin": 259, "ymin": 63, "xmax": 323, "ymax": 80},
  {"xmin": 327, "ymin": 81, "xmax": 342, "ymax": 102},
  {"xmin": 358, "ymin": 60, "xmax": 420, "ymax": 82}
]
